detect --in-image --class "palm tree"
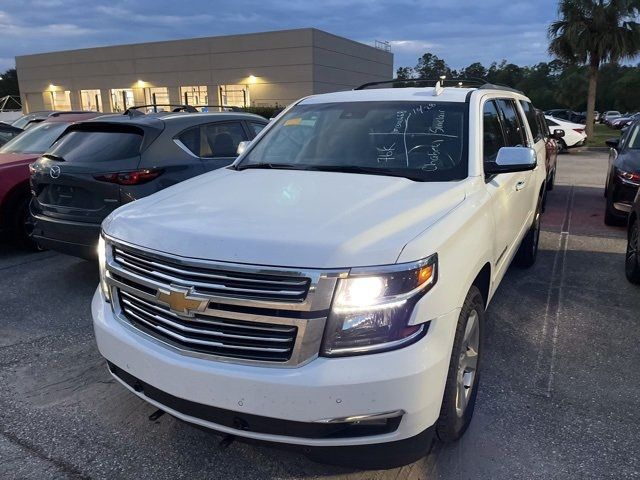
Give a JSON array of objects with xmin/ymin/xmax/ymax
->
[{"xmin": 549, "ymin": 0, "xmax": 640, "ymax": 137}]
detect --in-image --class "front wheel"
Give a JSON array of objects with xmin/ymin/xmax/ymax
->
[
  {"xmin": 626, "ymin": 219, "xmax": 640, "ymax": 284},
  {"xmin": 436, "ymin": 286, "xmax": 484, "ymax": 442}
]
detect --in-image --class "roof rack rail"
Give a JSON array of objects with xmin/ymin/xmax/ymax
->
[
  {"xmin": 48, "ymin": 110, "xmax": 97, "ymax": 117},
  {"xmin": 354, "ymin": 77, "xmax": 488, "ymax": 90},
  {"xmin": 354, "ymin": 77, "xmax": 523, "ymax": 94},
  {"xmin": 189, "ymin": 104, "xmax": 243, "ymax": 112},
  {"xmin": 124, "ymin": 104, "xmax": 199, "ymax": 116}
]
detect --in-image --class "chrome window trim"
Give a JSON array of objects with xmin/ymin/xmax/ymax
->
[{"xmin": 173, "ymin": 138, "xmax": 200, "ymax": 159}]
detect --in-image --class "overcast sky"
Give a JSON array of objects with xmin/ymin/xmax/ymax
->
[{"xmin": 0, "ymin": 0, "xmax": 559, "ymax": 72}]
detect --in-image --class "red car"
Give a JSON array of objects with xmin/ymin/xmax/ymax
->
[{"xmin": 0, "ymin": 112, "xmax": 102, "ymax": 247}]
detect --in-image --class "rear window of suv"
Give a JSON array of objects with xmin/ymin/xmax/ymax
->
[
  {"xmin": 0, "ymin": 122, "xmax": 68, "ymax": 154},
  {"xmin": 46, "ymin": 129, "xmax": 143, "ymax": 162},
  {"xmin": 240, "ymin": 101, "xmax": 468, "ymax": 182}
]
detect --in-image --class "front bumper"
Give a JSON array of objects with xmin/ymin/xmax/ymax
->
[
  {"xmin": 31, "ymin": 213, "xmax": 100, "ymax": 259},
  {"xmin": 92, "ymin": 288, "xmax": 457, "ymax": 447}
]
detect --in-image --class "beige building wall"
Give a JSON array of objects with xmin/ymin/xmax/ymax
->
[{"xmin": 15, "ymin": 28, "xmax": 393, "ymax": 113}]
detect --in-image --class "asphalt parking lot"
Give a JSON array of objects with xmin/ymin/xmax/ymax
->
[{"xmin": 1, "ymin": 150, "xmax": 639, "ymax": 480}]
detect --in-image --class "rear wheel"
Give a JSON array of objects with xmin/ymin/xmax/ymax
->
[
  {"xmin": 547, "ymin": 168, "xmax": 556, "ymax": 191},
  {"xmin": 626, "ymin": 219, "xmax": 640, "ymax": 284},
  {"xmin": 13, "ymin": 197, "xmax": 44, "ymax": 251},
  {"xmin": 514, "ymin": 198, "xmax": 541, "ymax": 268},
  {"xmin": 436, "ymin": 286, "xmax": 484, "ymax": 442}
]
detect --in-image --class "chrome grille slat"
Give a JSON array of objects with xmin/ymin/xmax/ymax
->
[
  {"xmin": 121, "ymin": 294, "xmax": 293, "ymax": 344},
  {"xmin": 115, "ymin": 248, "xmax": 308, "ymax": 287},
  {"xmin": 104, "ymin": 237, "xmax": 342, "ymax": 367},
  {"xmin": 114, "ymin": 255, "xmax": 307, "ymax": 298},
  {"xmin": 119, "ymin": 290, "xmax": 296, "ymax": 334},
  {"xmin": 122, "ymin": 307, "xmax": 292, "ymax": 353}
]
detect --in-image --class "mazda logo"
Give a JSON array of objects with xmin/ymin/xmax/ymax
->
[{"xmin": 49, "ymin": 165, "xmax": 61, "ymax": 179}]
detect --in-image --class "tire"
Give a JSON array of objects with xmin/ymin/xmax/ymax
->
[
  {"xmin": 514, "ymin": 198, "xmax": 542, "ymax": 268},
  {"xmin": 626, "ymin": 219, "xmax": 640, "ymax": 284},
  {"xmin": 547, "ymin": 168, "xmax": 556, "ymax": 191},
  {"xmin": 12, "ymin": 196, "xmax": 44, "ymax": 251},
  {"xmin": 604, "ymin": 191, "xmax": 624, "ymax": 226},
  {"xmin": 436, "ymin": 285, "xmax": 484, "ymax": 443}
]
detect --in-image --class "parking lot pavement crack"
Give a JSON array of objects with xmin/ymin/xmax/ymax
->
[
  {"xmin": 0, "ymin": 430, "xmax": 91, "ymax": 479},
  {"xmin": 0, "ymin": 252, "xmax": 58, "ymax": 271},
  {"xmin": 533, "ymin": 185, "xmax": 574, "ymax": 398}
]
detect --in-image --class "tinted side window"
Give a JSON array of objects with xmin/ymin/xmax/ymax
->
[
  {"xmin": 496, "ymin": 99, "xmax": 526, "ymax": 147},
  {"xmin": 201, "ymin": 122, "xmax": 247, "ymax": 158},
  {"xmin": 46, "ymin": 129, "xmax": 142, "ymax": 162},
  {"xmin": 177, "ymin": 126, "xmax": 200, "ymax": 156},
  {"xmin": 521, "ymin": 101, "xmax": 541, "ymax": 142},
  {"xmin": 250, "ymin": 122, "xmax": 266, "ymax": 136},
  {"xmin": 483, "ymin": 100, "xmax": 507, "ymax": 163}
]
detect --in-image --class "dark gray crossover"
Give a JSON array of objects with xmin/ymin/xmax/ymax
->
[{"xmin": 30, "ymin": 111, "xmax": 268, "ymax": 258}]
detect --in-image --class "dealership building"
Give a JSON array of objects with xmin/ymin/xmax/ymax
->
[{"xmin": 15, "ymin": 28, "xmax": 393, "ymax": 113}]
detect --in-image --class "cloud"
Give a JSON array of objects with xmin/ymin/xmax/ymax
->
[{"xmin": 0, "ymin": 0, "xmax": 564, "ymax": 73}]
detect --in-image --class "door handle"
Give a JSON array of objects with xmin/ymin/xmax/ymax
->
[{"xmin": 515, "ymin": 181, "xmax": 526, "ymax": 191}]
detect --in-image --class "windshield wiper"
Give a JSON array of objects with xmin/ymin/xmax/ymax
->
[
  {"xmin": 42, "ymin": 153, "xmax": 66, "ymax": 162},
  {"xmin": 305, "ymin": 165, "xmax": 425, "ymax": 181},
  {"xmin": 236, "ymin": 163, "xmax": 305, "ymax": 171}
]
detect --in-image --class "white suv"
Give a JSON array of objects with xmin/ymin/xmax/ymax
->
[{"xmin": 93, "ymin": 81, "xmax": 547, "ymax": 468}]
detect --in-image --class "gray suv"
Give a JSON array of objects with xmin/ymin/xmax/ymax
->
[{"xmin": 30, "ymin": 112, "xmax": 267, "ymax": 258}]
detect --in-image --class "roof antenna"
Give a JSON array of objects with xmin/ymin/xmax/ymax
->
[{"xmin": 433, "ymin": 75, "xmax": 446, "ymax": 96}]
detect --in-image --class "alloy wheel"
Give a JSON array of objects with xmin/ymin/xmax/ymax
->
[
  {"xmin": 627, "ymin": 222, "xmax": 639, "ymax": 275},
  {"xmin": 455, "ymin": 309, "xmax": 479, "ymax": 417}
]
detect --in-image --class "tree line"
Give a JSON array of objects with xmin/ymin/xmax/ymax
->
[
  {"xmin": 0, "ymin": 68, "xmax": 19, "ymax": 99},
  {"xmin": 396, "ymin": 52, "xmax": 640, "ymax": 113}
]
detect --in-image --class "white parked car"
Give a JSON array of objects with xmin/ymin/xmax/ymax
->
[
  {"xmin": 545, "ymin": 115, "xmax": 587, "ymax": 150},
  {"xmin": 602, "ymin": 110, "xmax": 622, "ymax": 125},
  {"xmin": 93, "ymin": 82, "xmax": 548, "ymax": 468}
]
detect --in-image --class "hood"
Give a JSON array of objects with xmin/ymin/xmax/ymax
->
[
  {"xmin": 0, "ymin": 152, "xmax": 39, "ymax": 169},
  {"xmin": 104, "ymin": 169, "xmax": 467, "ymax": 269}
]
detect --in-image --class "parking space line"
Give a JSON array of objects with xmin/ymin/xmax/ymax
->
[{"xmin": 533, "ymin": 185, "xmax": 574, "ymax": 397}]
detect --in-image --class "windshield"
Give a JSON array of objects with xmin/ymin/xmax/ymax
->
[
  {"xmin": 0, "ymin": 122, "xmax": 68, "ymax": 154},
  {"xmin": 47, "ymin": 130, "xmax": 143, "ymax": 162},
  {"xmin": 627, "ymin": 125, "xmax": 640, "ymax": 149},
  {"xmin": 239, "ymin": 101, "xmax": 468, "ymax": 181}
]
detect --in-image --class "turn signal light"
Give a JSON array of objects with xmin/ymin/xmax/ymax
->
[{"xmin": 94, "ymin": 169, "xmax": 163, "ymax": 185}]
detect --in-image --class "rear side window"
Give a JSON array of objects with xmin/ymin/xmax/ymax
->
[
  {"xmin": 496, "ymin": 99, "xmax": 527, "ymax": 147},
  {"xmin": 521, "ymin": 101, "xmax": 542, "ymax": 142},
  {"xmin": 250, "ymin": 122, "xmax": 266, "ymax": 136},
  {"xmin": 483, "ymin": 100, "xmax": 507, "ymax": 163},
  {"xmin": 177, "ymin": 121, "xmax": 248, "ymax": 158},
  {"xmin": 47, "ymin": 130, "xmax": 143, "ymax": 162}
]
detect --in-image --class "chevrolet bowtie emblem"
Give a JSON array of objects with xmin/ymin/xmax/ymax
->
[{"xmin": 156, "ymin": 287, "xmax": 208, "ymax": 317}]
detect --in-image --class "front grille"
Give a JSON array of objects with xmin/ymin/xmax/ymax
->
[
  {"xmin": 113, "ymin": 247, "xmax": 310, "ymax": 302},
  {"xmin": 118, "ymin": 289, "xmax": 297, "ymax": 362},
  {"xmin": 105, "ymin": 239, "xmax": 340, "ymax": 367}
]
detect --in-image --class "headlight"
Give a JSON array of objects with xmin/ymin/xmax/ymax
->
[
  {"xmin": 97, "ymin": 235, "xmax": 111, "ymax": 302},
  {"xmin": 321, "ymin": 254, "xmax": 437, "ymax": 357}
]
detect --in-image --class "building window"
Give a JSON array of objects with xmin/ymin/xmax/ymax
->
[
  {"xmin": 180, "ymin": 86, "xmax": 208, "ymax": 106},
  {"xmin": 110, "ymin": 89, "xmax": 134, "ymax": 112},
  {"xmin": 50, "ymin": 90, "xmax": 71, "ymax": 110},
  {"xmin": 220, "ymin": 85, "xmax": 249, "ymax": 108},
  {"xmin": 80, "ymin": 90, "xmax": 102, "ymax": 111},
  {"xmin": 144, "ymin": 87, "xmax": 170, "ymax": 108}
]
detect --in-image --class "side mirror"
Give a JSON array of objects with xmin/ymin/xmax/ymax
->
[
  {"xmin": 552, "ymin": 129, "xmax": 565, "ymax": 139},
  {"xmin": 605, "ymin": 138, "xmax": 619, "ymax": 149},
  {"xmin": 485, "ymin": 147, "xmax": 537, "ymax": 175},
  {"xmin": 236, "ymin": 140, "xmax": 251, "ymax": 156}
]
